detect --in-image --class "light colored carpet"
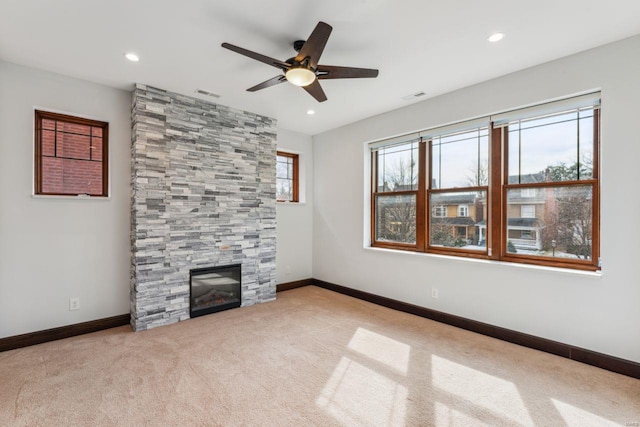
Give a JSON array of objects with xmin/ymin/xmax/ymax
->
[{"xmin": 1, "ymin": 286, "xmax": 638, "ymax": 426}]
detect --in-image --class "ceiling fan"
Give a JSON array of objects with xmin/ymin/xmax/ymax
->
[{"xmin": 221, "ymin": 21, "xmax": 379, "ymax": 102}]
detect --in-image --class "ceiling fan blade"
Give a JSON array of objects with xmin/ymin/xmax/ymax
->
[
  {"xmin": 295, "ymin": 21, "xmax": 332, "ymax": 69},
  {"xmin": 247, "ymin": 75, "xmax": 287, "ymax": 92},
  {"xmin": 221, "ymin": 43, "xmax": 290, "ymax": 70},
  {"xmin": 317, "ymin": 65, "xmax": 379, "ymax": 79},
  {"xmin": 302, "ymin": 79, "xmax": 328, "ymax": 102}
]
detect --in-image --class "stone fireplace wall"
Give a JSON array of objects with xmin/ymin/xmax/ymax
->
[{"xmin": 130, "ymin": 84, "xmax": 277, "ymax": 331}]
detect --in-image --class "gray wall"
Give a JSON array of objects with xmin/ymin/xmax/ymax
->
[
  {"xmin": 130, "ymin": 85, "xmax": 277, "ymax": 331},
  {"xmin": 312, "ymin": 35, "xmax": 640, "ymax": 363},
  {"xmin": 0, "ymin": 60, "xmax": 131, "ymax": 338}
]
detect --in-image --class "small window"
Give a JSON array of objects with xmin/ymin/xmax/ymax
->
[
  {"xmin": 276, "ymin": 151, "xmax": 299, "ymax": 202},
  {"xmin": 521, "ymin": 205, "xmax": 535, "ymax": 218},
  {"xmin": 458, "ymin": 205, "xmax": 469, "ymax": 217},
  {"xmin": 432, "ymin": 205, "xmax": 447, "ymax": 217},
  {"xmin": 34, "ymin": 110, "xmax": 108, "ymax": 196},
  {"xmin": 521, "ymin": 188, "xmax": 536, "ymax": 198}
]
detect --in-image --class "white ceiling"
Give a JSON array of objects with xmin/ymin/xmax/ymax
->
[{"xmin": 1, "ymin": 0, "xmax": 640, "ymax": 135}]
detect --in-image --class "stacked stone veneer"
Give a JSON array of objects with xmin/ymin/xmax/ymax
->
[{"xmin": 130, "ymin": 84, "xmax": 277, "ymax": 331}]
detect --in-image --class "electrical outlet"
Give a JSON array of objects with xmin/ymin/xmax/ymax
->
[
  {"xmin": 431, "ymin": 288, "xmax": 439, "ymax": 299},
  {"xmin": 69, "ymin": 298, "xmax": 80, "ymax": 311}
]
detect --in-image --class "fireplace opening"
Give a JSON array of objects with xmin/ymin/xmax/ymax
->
[{"xmin": 190, "ymin": 264, "xmax": 241, "ymax": 318}]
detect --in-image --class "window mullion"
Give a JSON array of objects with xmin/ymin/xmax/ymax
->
[
  {"xmin": 416, "ymin": 139, "xmax": 426, "ymax": 251},
  {"xmin": 489, "ymin": 125, "xmax": 503, "ymax": 260}
]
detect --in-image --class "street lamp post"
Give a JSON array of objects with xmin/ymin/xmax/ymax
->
[{"xmin": 551, "ymin": 239, "xmax": 557, "ymax": 257}]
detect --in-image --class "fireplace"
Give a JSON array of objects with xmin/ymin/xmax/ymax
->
[{"xmin": 190, "ymin": 264, "xmax": 241, "ymax": 318}]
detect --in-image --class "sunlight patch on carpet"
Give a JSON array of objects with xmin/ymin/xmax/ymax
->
[
  {"xmin": 317, "ymin": 356, "xmax": 407, "ymax": 426},
  {"xmin": 348, "ymin": 327, "xmax": 410, "ymax": 375},
  {"xmin": 551, "ymin": 398, "xmax": 619, "ymax": 426},
  {"xmin": 434, "ymin": 400, "xmax": 492, "ymax": 426},
  {"xmin": 431, "ymin": 354, "xmax": 533, "ymax": 425}
]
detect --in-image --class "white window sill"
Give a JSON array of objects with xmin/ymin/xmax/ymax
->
[
  {"xmin": 363, "ymin": 246, "xmax": 603, "ymax": 278},
  {"xmin": 277, "ymin": 201, "xmax": 306, "ymax": 206},
  {"xmin": 32, "ymin": 194, "xmax": 111, "ymax": 200}
]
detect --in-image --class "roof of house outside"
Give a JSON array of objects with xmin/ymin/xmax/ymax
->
[
  {"xmin": 475, "ymin": 218, "xmax": 544, "ymax": 228},
  {"xmin": 431, "ymin": 217, "xmax": 477, "ymax": 226},
  {"xmin": 432, "ymin": 193, "xmax": 477, "ymax": 205}
]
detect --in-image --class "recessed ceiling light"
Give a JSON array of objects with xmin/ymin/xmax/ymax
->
[
  {"xmin": 307, "ymin": 110, "xmax": 315, "ymax": 115},
  {"xmin": 488, "ymin": 33, "xmax": 505, "ymax": 43},
  {"xmin": 125, "ymin": 53, "xmax": 140, "ymax": 62}
]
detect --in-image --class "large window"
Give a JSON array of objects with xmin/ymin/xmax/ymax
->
[
  {"xmin": 370, "ymin": 93, "xmax": 600, "ymax": 271},
  {"xmin": 34, "ymin": 110, "xmax": 109, "ymax": 197},
  {"xmin": 276, "ymin": 151, "xmax": 299, "ymax": 202}
]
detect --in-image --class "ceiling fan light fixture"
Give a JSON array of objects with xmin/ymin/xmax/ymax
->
[{"xmin": 285, "ymin": 67, "xmax": 316, "ymax": 87}]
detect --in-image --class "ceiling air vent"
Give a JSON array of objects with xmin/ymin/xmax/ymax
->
[
  {"xmin": 195, "ymin": 89, "xmax": 221, "ymax": 98},
  {"xmin": 402, "ymin": 91, "xmax": 426, "ymax": 101}
]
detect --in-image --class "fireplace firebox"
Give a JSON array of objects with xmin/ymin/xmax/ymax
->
[{"xmin": 190, "ymin": 264, "xmax": 241, "ymax": 318}]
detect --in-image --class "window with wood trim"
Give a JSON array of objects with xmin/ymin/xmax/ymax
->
[
  {"xmin": 370, "ymin": 93, "xmax": 600, "ymax": 271},
  {"xmin": 35, "ymin": 110, "xmax": 109, "ymax": 197},
  {"xmin": 276, "ymin": 151, "xmax": 299, "ymax": 202},
  {"xmin": 498, "ymin": 105, "xmax": 599, "ymax": 268},
  {"xmin": 371, "ymin": 139, "xmax": 421, "ymax": 247}
]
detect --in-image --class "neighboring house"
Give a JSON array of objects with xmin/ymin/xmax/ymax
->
[
  {"xmin": 431, "ymin": 192, "xmax": 484, "ymax": 245},
  {"xmin": 504, "ymin": 187, "xmax": 547, "ymax": 250},
  {"xmin": 382, "ymin": 172, "xmax": 553, "ymax": 250},
  {"xmin": 477, "ymin": 172, "xmax": 550, "ymax": 250}
]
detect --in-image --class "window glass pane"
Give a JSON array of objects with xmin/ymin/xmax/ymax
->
[
  {"xmin": 91, "ymin": 137, "xmax": 103, "ymax": 161},
  {"xmin": 508, "ymin": 110, "xmax": 595, "ymax": 184},
  {"xmin": 57, "ymin": 122, "xmax": 91, "ymax": 135},
  {"xmin": 506, "ymin": 185, "xmax": 593, "ymax": 260},
  {"xmin": 42, "ymin": 119, "xmax": 56, "ymax": 130},
  {"xmin": 276, "ymin": 152, "xmax": 298, "ymax": 202},
  {"xmin": 91, "ymin": 127, "xmax": 103, "ymax": 137},
  {"xmin": 276, "ymin": 178, "xmax": 292, "ymax": 201},
  {"xmin": 377, "ymin": 142, "xmax": 418, "ymax": 192},
  {"xmin": 431, "ymin": 128, "xmax": 488, "ymax": 189},
  {"xmin": 57, "ymin": 132, "xmax": 91, "ymax": 160},
  {"xmin": 41, "ymin": 157, "xmax": 102, "ymax": 195},
  {"xmin": 375, "ymin": 194, "xmax": 416, "ymax": 244},
  {"xmin": 578, "ymin": 110, "xmax": 594, "ymax": 180},
  {"xmin": 42, "ymin": 130, "xmax": 56, "ymax": 156},
  {"xmin": 429, "ymin": 191, "xmax": 486, "ymax": 250},
  {"xmin": 276, "ymin": 157, "xmax": 290, "ymax": 179}
]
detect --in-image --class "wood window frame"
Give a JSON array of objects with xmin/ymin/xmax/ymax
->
[
  {"xmin": 425, "ymin": 127, "xmax": 490, "ymax": 259},
  {"xmin": 497, "ymin": 109, "xmax": 600, "ymax": 271},
  {"xmin": 34, "ymin": 110, "xmax": 109, "ymax": 197},
  {"xmin": 276, "ymin": 151, "xmax": 299, "ymax": 202},
  {"xmin": 370, "ymin": 139, "xmax": 426, "ymax": 251},
  {"xmin": 370, "ymin": 100, "xmax": 601, "ymax": 272}
]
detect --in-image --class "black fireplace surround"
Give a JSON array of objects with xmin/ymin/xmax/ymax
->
[{"xmin": 190, "ymin": 264, "xmax": 241, "ymax": 318}]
